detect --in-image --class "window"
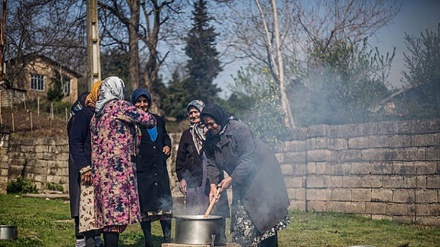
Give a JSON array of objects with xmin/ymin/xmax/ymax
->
[
  {"xmin": 30, "ymin": 74, "xmax": 44, "ymax": 91},
  {"xmin": 63, "ymin": 78, "xmax": 71, "ymax": 96}
]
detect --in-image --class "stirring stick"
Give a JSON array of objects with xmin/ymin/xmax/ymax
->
[{"xmin": 204, "ymin": 185, "xmax": 221, "ymax": 218}]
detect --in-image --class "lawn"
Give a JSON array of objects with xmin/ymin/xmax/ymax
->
[{"xmin": 0, "ymin": 194, "xmax": 439, "ymax": 247}]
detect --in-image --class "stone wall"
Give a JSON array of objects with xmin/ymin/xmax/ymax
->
[
  {"xmin": 278, "ymin": 119, "xmax": 440, "ymax": 225},
  {"xmin": 0, "ymin": 119, "xmax": 439, "ymax": 225}
]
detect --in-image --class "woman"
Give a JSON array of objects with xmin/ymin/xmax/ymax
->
[
  {"xmin": 130, "ymin": 88, "xmax": 173, "ymax": 246},
  {"xmin": 175, "ymin": 100, "xmax": 229, "ymax": 217},
  {"xmin": 90, "ymin": 76, "xmax": 156, "ymax": 247},
  {"xmin": 201, "ymin": 104, "xmax": 290, "ymax": 247},
  {"xmin": 69, "ymin": 81, "xmax": 103, "ymax": 247}
]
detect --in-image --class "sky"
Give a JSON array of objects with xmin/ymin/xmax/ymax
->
[{"xmin": 214, "ymin": 0, "xmax": 440, "ymax": 98}]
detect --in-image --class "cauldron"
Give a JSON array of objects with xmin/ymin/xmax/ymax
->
[{"xmin": 174, "ymin": 215, "xmax": 225, "ymax": 245}]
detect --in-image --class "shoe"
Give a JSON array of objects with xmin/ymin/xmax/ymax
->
[
  {"xmin": 75, "ymin": 239, "xmax": 86, "ymax": 247},
  {"xmin": 94, "ymin": 236, "xmax": 104, "ymax": 247}
]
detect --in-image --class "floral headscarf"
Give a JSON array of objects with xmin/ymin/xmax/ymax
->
[
  {"xmin": 85, "ymin": 80, "xmax": 102, "ymax": 107},
  {"xmin": 95, "ymin": 76, "xmax": 125, "ymax": 116},
  {"xmin": 187, "ymin": 100, "xmax": 206, "ymax": 155}
]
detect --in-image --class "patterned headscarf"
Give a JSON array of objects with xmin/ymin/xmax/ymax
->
[
  {"xmin": 95, "ymin": 76, "xmax": 125, "ymax": 116},
  {"xmin": 85, "ymin": 80, "xmax": 102, "ymax": 107},
  {"xmin": 187, "ymin": 100, "xmax": 206, "ymax": 155}
]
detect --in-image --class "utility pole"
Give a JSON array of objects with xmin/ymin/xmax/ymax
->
[
  {"xmin": 86, "ymin": 0, "xmax": 101, "ymax": 91},
  {"xmin": 0, "ymin": 0, "xmax": 6, "ymax": 83}
]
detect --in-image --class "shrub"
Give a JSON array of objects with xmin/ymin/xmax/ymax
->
[{"xmin": 6, "ymin": 177, "xmax": 38, "ymax": 194}]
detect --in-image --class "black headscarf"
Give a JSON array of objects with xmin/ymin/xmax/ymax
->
[
  {"xmin": 200, "ymin": 104, "xmax": 232, "ymax": 131},
  {"xmin": 67, "ymin": 92, "xmax": 89, "ymax": 134}
]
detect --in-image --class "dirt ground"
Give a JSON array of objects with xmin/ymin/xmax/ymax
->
[{"xmin": 0, "ymin": 107, "xmax": 67, "ymax": 138}]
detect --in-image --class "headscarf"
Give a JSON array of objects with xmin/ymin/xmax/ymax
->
[
  {"xmin": 67, "ymin": 91, "xmax": 89, "ymax": 133},
  {"xmin": 130, "ymin": 88, "xmax": 157, "ymax": 142},
  {"xmin": 200, "ymin": 104, "xmax": 233, "ymax": 136},
  {"xmin": 187, "ymin": 100, "xmax": 205, "ymax": 154},
  {"xmin": 85, "ymin": 80, "xmax": 102, "ymax": 107},
  {"xmin": 95, "ymin": 76, "xmax": 125, "ymax": 116}
]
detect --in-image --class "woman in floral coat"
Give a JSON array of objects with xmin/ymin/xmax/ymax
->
[{"xmin": 90, "ymin": 76, "xmax": 156, "ymax": 247}]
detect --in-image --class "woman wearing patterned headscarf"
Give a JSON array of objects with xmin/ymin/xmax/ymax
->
[
  {"xmin": 201, "ymin": 104, "xmax": 290, "ymax": 247},
  {"xmin": 90, "ymin": 76, "xmax": 156, "ymax": 247},
  {"xmin": 175, "ymin": 101, "xmax": 229, "ymax": 220}
]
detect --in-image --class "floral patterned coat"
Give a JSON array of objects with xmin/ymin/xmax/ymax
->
[{"xmin": 90, "ymin": 99, "xmax": 156, "ymax": 228}]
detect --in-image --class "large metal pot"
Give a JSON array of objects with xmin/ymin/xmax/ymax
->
[
  {"xmin": 0, "ymin": 225, "xmax": 18, "ymax": 240},
  {"xmin": 174, "ymin": 215, "xmax": 225, "ymax": 245}
]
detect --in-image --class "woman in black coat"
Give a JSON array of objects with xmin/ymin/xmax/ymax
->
[
  {"xmin": 130, "ymin": 88, "xmax": 173, "ymax": 247},
  {"xmin": 175, "ymin": 100, "xmax": 230, "ymax": 217},
  {"xmin": 201, "ymin": 104, "xmax": 290, "ymax": 247}
]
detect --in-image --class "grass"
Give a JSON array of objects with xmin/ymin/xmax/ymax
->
[{"xmin": 1, "ymin": 194, "xmax": 440, "ymax": 247}]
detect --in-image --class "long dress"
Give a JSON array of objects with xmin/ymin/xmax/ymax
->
[{"xmin": 90, "ymin": 99, "xmax": 156, "ymax": 229}]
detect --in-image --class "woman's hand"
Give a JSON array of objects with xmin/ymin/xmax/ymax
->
[
  {"xmin": 163, "ymin": 146, "xmax": 171, "ymax": 156},
  {"xmin": 219, "ymin": 176, "xmax": 233, "ymax": 190},
  {"xmin": 179, "ymin": 179, "xmax": 187, "ymax": 195},
  {"xmin": 209, "ymin": 184, "xmax": 221, "ymax": 203},
  {"xmin": 81, "ymin": 171, "xmax": 92, "ymax": 185}
]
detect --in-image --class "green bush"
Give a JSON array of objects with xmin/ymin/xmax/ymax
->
[
  {"xmin": 46, "ymin": 182, "xmax": 64, "ymax": 192},
  {"xmin": 6, "ymin": 177, "xmax": 38, "ymax": 194}
]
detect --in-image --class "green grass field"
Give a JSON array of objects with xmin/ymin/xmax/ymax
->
[{"xmin": 0, "ymin": 194, "xmax": 439, "ymax": 247}]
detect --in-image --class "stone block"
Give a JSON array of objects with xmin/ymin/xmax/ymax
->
[
  {"xmin": 348, "ymin": 136, "xmax": 368, "ymax": 149},
  {"xmin": 427, "ymin": 176, "xmax": 440, "ymax": 189},
  {"xmin": 338, "ymin": 150, "xmax": 362, "ymax": 162},
  {"xmin": 326, "ymin": 201, "xmax": 346, "ymax": 212},
  {"xmin": 284, "ymin": 151, "xmax": 306, "ymax": 163},
  {"xmin": 416, "ymin": 190, "xmax": 437, "ymax": 203},
  {"xmin": 345, "ymin": 202, "xmax": 366, "ymax": 213},
  {"xmin": 307, "ymin": 200, "xmax": 328, "ymax": 211},
  {"xmin": 393, "ymin": 148, "xmax": 426, "ymax": 161},
  {"xmin": 393, "ymin": 189, "xmax": 415, "ymax": 203},
  {"xmin": 342, "ymin": 176, "xmax": 363, "ymax": 188},
  {"xmin": 280, "ymin": 164, "xmax": 293, "ymax": 175},
  {"xmin": 386, "ymin": 203, "xmax": 409, "ymax": 216},
  {"xmin": 383, "ymin": 176, "xmax": 404, "ymax": 188},
  {"xmin": 283, "ymin": 140, "xmax": 307, "ymax": 152},
  {"xmin": 365, "ymin": 202, "xmax": 386, "ymax": 214},
  {"xmin": 372, "ymin": 189, "xmax": 393, "ymax": 202},
  {"xmin": 368, "ymin": 135, "xmax": 390, "ymax": 148},
  {"xmin": 332, "ymin": 138, "xmax": 348, "ymax": 150},
  {"xmin": 415, "ymin": 216, "xmax": 440, "ymax": 226},
  {"xmin": 284, "ymin": 177, "xmax": 303, "ymax": 188},
  {"xmin": 326, "ymin": 176, "xmax": 343, "ymax": 187},
  {"xmin": 362, "ymin": 148, "xmax": 391, "ymax": 161},
  {"xmin": 331, "ymin": 189, "xmax": 351, "ymax": 201},
  {"xmin": 314, "ymin": 188, "xmax": 332, "ymax": 201},
  {"xmin": 412, "ymin": 134, "xmax": 436, "ymax": 147},
  {"xmin": 351, "ymin": 189, "xmax": 371, "ymax": 202},
  {"xmin": 425, "ymin": 147, "xmax": 440, "ymax": 161},
  {"xmin": 292, "ymin": 163, "xmax": 306, "ymax": 176},
  {"xmin": 307, "ymin": 176, "xmax": 325, "ymax": 188},
  {"xmin": 389, "ymin": 135, "xmax": 412, "ymax": 148},
  {"xmin": 35, "ymin": 145, "xmax": 48, "ymax": 153},
  {"xmin": 307, "ymin": 149, "xmax": 336, "ymax": 162},
  {"xmin": 351, "ymin": 162, "xmax": 372, "ymax": 175},
  {"xmin": 361, "ymin": 175, "xmax": 383, "ymax": 188},
  {"xmin": 416, "ymin": 161, "xmax": 438, "ymax": 175}
]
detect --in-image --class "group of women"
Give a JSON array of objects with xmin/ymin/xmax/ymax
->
[{"xmin": 69, "ymin": 75, "xmax": 290, "ymax": 247}]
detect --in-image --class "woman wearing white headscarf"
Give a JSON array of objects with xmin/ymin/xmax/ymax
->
[{"xmin": 90, "ymin": 76, "xmax": 157, "ymax": 247}]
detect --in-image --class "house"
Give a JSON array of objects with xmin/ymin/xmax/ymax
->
[{"xmin": 1, "ymin": 54, "xmax": 84, "ymax": 107}]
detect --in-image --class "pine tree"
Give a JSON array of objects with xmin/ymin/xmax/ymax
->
[{"xmin": 184, "ymin": 0, "xmax": 222, "ymax": 103}]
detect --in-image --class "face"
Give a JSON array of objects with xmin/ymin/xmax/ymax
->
[
  {"xmin": 188, "ymin": 106, "xmax": 201, "ymax": 123},
  {"xmin": 202, "ymin": 116, "xmax": 221, "ymax": 135},
  {"xmin": 134, "ymin": 95, "xmax": 149, "ymax": 112}
]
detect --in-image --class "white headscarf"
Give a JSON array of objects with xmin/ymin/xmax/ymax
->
[{"xmin": 95, "ymin": 76, "xmax": 125, "ymax": 116}]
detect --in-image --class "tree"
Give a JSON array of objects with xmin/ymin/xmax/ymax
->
[
  {"xmin": 295, "ymin": 39, "xmax": 393, "ymax": 126},
  {"xmin": 398, "ymin": 24, "xmax": 440, "ymax": 119},
  {"xmin": 183, "ymin": 0, "xmax": 222, "ymax": 104}
]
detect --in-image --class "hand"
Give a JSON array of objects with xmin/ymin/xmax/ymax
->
[
  {"xmin": 179, "ymin": 179, "xmax": 187, "ymax": 195},
  {"xmin": 209, "ymin": 184, "xmax": 221, "ymax": 203},
  {"xmin": 81, "ymin": 171, "xmax": 92, "ymax": 185},
  {"xmin": 219, "ymin": 177, "xmax": 233, "ymax": 190},
  {"xmin": 163, "ymin": 146, "xmax": 171, "ymax": 156}
]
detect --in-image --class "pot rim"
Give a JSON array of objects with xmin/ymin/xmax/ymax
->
[{"xmin": 173, "ymin": 214, "xmax": 223, "ymax": 220}]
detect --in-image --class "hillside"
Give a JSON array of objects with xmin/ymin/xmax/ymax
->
[{"xmin": 0, "ymin": 107, "xmax": 67, "ymax": 138}]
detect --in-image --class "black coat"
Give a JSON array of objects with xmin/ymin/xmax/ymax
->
[
  {"xmin": 68, "ymin": 106, "xmax": 94, "ymax": 218},
  {"xmin": 136, "ymin": 114, "xmax": 173, "ymax": 213},
  {"xmin": 205, "ymin": 119, "xmax": 290, "ymax": 233},
  {"xmin": 175, "ymin": 128, "xmax": 204, "ymax": 188}
]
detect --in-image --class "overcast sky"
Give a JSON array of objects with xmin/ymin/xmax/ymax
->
[{"xmin": 215, "ymin": 0, "xmax": 440, "ymax": 98}]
